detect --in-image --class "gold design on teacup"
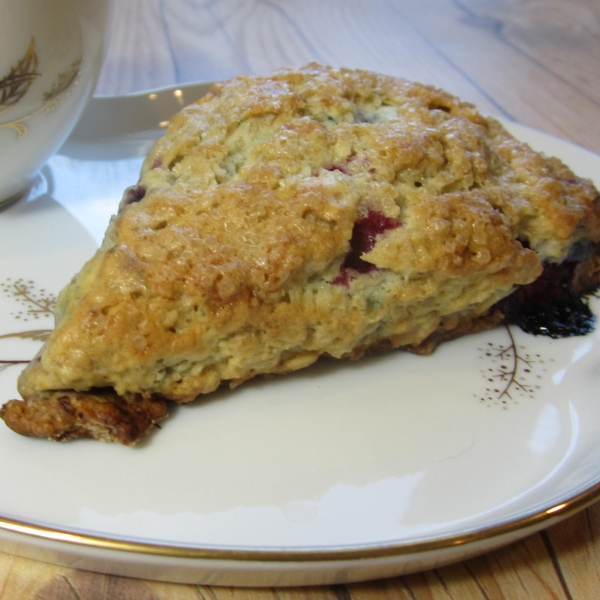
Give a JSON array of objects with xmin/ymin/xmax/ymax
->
[
  {"xmin": 0, "ymin": 36, "xmax": 82, "ymax": 139},
  {"xmin": 0, "ymin": 38, "xmax": 40, "ymax": 115},
  {"xmin": 43, "ymin": 59, "xmax": 81, "ymax": 105}
]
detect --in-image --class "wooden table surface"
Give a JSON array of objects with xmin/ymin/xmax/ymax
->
[{"xmin": 2, "ymin": 0, "xmax": 600, "ymax": 598}]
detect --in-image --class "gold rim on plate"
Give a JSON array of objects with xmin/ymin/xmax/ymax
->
[{"xmin": 0, "ymin": 477, "xmax": 599, "ymax": 562}]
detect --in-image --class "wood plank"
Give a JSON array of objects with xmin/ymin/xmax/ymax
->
[
  {"xmin": 95, "ymin": 0, "xmax": 600, "ymax": 154},
  {"xmin": 543, "ymin": 503, "xmax": 600, "ymax": 600},
  {"xmin": 0, "ymin": 552, "xmax": 62, "ymax": 600},
  {"xmin": 158, "ymin": 0, "xmax": 251, "ymax": 83},
  {"xmin": 451, "ymin": 534, "xmax": 569, "ymax": 599},
  {"xmin": 470, "ymin": 0, "xmax": 600, "ymax": 102},
  {"xmin": 97, "ymin": 0, "xmax": 176, "ymax": 94},
  {"xmin": 97, "ymin": 0, "xmax": 529, "ymax": 115},
  {"xmin": 398, "ymin": 0, "xmax": 600, "ymax": 153}
]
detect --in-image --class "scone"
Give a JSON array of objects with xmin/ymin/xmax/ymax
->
[{"xmin": 3, "ymin": 64, "xmax": 600, "ymax": 445}]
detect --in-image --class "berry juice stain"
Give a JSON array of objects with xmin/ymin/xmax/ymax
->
[{"xmin": 501, "ymin": 261, "xmax": 596, "ymax": 337}]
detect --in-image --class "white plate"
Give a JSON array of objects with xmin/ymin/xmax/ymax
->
[{"xmin": 1, "ymin": 85, "xmax": 600, "ymax": 587}]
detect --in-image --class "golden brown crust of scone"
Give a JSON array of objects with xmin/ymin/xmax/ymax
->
[
  {"xmin": 3, "ymin": 64, "xmax": 600, "ymax": 444},
  {"xmin": 0, "ymin": 389, "xmax": 168, "ymax": 445}
]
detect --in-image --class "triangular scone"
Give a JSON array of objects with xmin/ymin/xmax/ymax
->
[{"xmin": 3, "ymin": 64, "xmax": 600, "ymax": 444}]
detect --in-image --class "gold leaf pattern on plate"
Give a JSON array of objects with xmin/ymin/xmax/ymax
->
[
  {"xmin": 476, "ymin": 325, "xmax": 550, "ymax": 406},
  {"xmin": 0, "ymin": 360, "xmax": 29, "ymax": 373},
  {"xmin": 1, "ymin": 278, "xmax": 56, "ymax": 320},
  {"xmin": 0, "ymin": 330, "xmax": 52, "ymax": 342},
  {"xmin": 0, "ymin": 278, "xmax": 54, "ymax": 370}
]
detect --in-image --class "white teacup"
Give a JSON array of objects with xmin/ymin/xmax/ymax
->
[{"xmin": 0, "ymin": 0, "xmax": 109, "ymax": 207}]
